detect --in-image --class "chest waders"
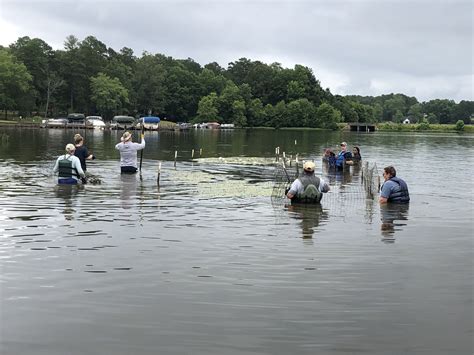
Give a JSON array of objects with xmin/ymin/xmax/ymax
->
[{"xmin": 293, "ymin": 175, "xmax": 322, "ymax": 204}]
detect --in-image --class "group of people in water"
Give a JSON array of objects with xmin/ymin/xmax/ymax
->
[
  {"xmin": 286, "ymin": 141, "xmax": 410, "ymax": 205},
  {"xmin": 53, "ymin": 133, "xmax": 409, "ymax": 207},
  {"xmin": 53, "ymin": 131, "xmax": 145, "ymax": 184}
]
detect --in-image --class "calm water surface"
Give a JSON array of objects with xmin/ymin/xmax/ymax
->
[{"xmin": 0, "ymin": 127, "xmax": 472, "ymax": 355}]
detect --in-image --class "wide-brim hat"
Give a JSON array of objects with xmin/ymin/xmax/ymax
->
[{"xmin": 122, "ymin": 131, "xmax": 132, "ymax": 142}]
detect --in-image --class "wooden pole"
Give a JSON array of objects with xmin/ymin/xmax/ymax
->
[
  {"xmin": 191, "ymin": 149, "xmax": 194, "ymax": 158},
  {"xmin": 174, "ymin": 151, "xmax": 177, "ymax": 168},
  {"xmin": 157, "ymin": 162, "xmax": 161, "ymax": 185}
]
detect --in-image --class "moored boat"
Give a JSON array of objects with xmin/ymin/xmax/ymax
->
[
  {"xmin": 137, "ymin": 116, "xmax": 161, "ymax": 130},
  {"xmin": 110, "ymin": 115, "xmax": 136, "ymax": 130}
]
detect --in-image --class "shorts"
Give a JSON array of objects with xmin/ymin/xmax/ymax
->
[
  {"xmin": 58, "ymin": 178, "xmax": 78, "ymax": 184},
  {"xmin": 121, "ymin": 166, "xmax": 137, "ymax": 174}
]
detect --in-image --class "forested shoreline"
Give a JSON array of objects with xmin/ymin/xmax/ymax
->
[{"xmin": 1, "ymin": 35, "xmax": 472, "ymax": 128}]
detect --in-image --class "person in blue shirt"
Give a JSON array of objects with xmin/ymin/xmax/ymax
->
[
  {"xmin": 335, "ymin": 142, "xmax": 352, "ymax": 170},
  {"xmin": 379, "ymin": 166, "xmax": 410, "ymax": 204}
]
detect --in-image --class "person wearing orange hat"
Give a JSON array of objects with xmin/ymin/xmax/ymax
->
[{"xmin": 286, "ymin": 160, "xmax": 330, "ymax": 203}]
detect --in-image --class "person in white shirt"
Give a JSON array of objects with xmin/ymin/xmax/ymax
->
[
  {"xmin": 53, "ymin": 143, "xmax": 86, "ymax": 184},
  {"xmin": 286, "ymin": 161, "xmax": 330, "ymax": 203},
  {"xmin": 115, "ymin": 131, "xmax": 145, "ymax": 174}
]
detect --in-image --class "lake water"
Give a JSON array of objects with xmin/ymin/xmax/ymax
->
[{"xmin": 0, "ymin": 127, "xmax": 472, "ymax": 355}]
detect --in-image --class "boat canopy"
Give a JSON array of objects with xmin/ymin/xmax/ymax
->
[
  {"xmin": 141, "ymin": 116, "xmax": 161, "ymax": 124},
  {"xmin": 67, "ymin": 113, "xmax": 85, "ymax": 121},
  {"xmin": 113, "ymin": 115, "xmax": 135, "ymax": 123}
]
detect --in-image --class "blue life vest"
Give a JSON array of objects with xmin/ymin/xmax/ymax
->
[
  {"xmin": 386, "ymin": 177, "xmax": 410, "ymax": 203},
  {"xmin": 336, "ymin": 151, "xmax": 352, "ymax": 169}
]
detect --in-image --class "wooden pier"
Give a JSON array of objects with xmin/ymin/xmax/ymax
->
[{"xmin": 348, "ymin": 123, "xmax": 376, "ymax": 132}]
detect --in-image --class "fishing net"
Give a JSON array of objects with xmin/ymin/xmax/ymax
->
[{"xmin": 271, "ymin": 154, "xmax": 381, "ymax": 213}]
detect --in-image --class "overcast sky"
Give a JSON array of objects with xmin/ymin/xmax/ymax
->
[{"xmin": 1, "ymin": 0, "xmax": 472, "ymax": 102}]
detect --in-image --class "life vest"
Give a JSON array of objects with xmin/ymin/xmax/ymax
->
[
  {"xmin": 385, "ymin": 177, "xmax": 410, "ymax": 203},
  {"xmin": 58, "ymin": 155, "xmax": 78, "ymax": 178},
  {"xmin": 292, "ymin": 175, "xmax": 322, "ymax": 204},
  {"xmin": 336, "ymin": 151, "xmax": 352, "ymax": 168}
]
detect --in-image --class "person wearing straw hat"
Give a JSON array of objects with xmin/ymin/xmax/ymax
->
[
  {"xmin": 53, "ymin": 143, "xmax": 86, "ymax": 184},
  {"xmin": 115, "ymin": 131, "xmax": 145, "ymax": 174},
  {"xmin": 286, "ymin": 161, "xmax": 330, "ymax": 203}
]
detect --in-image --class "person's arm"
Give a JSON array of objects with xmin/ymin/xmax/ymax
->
[
  {"xmin": 379, "ymin": 182, "xmax": 391, "ymax": 204},
  {"xmin": 137, "ymin": 134, "xmax": 145, "ymax": 149},
  {"xmin": 319, "ymin": 179, "xmax": 330, "ymax": 193},
  {"xmin": 84, "ymin": 147, "xmax": 95, "ymax": 160},
  {"xmin": 73, "ymin": 158, "xmax": 85, "ymax": 178},
  {"xmin": 286, "ymin": 180, "xmax": 300, "ymax": 199},
  {"xmin": 115, "ymin": 143, "xmax": 121, "ymax": 150},
  {"xmin": 52, "ymin": 157, "xmax": 60, "ymax": 174}
]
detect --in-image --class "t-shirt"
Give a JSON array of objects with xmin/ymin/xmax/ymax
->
[
  {"xmin": 115, "ymin": 139, "xmax": 145, "ymax": 168},
  {"xmin": 288, "ymin": 176, "xmax": 330, "ymax": 196},
  {"xmin": 74, "ymin": 145, "xmax": 89, "ymax": 171}
]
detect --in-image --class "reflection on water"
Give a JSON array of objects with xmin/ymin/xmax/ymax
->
[
  {"xmin": 380, "ymin": 203, "xmax": 410, "ymax": 243},
  {"xmin": 0, "ymin": 127, "xmax": 473, "ymax": 355},
  {"xmin": 54, "ymin": 184, "xmax": 84, "ymax": 220},
  {"xmin": 286, "ymin": 203, "xmax": 329, "ymax": 239},
  {"xmin": 120, "ymin": 173, "xmax": 139, "ymax": 209}
]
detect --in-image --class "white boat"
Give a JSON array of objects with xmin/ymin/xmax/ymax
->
[
  {"xmin": 43, "ymin": 118, "xmax": 68, "ymax": 128},
  {"xmin": 86, "ymin": 116, "xmax": 106, "ymax": 129}
]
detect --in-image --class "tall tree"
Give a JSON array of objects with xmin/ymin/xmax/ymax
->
[
  {"xmin": 196, "ymin": 92, "xmax": 219, "ymax": 122},
  {"xmin": 90, "ymin": 73, "xmax": 129, "ymax": 119},
  {"xmin": 0, "ymin": 48, "xmax": 32, "ymax": 117},
  {"xmin": 9, "ymin": 36, "xmax": 53, "ymax": 112}
]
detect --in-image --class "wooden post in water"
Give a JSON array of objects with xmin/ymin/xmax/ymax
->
[
  {"xmin": 157, "ymin": 162, "xmax": 161, "ymax": 185},
  {"xmin": 174, "ymin": 151, "xmax": 177, "ymax": 168},
  {"xmin": 295, "ymin": 154, "xmax": 299, "ymax": 177},
  {"xmin": 200, "ymin": 148, "xmax": 202, "ymax": 156},
  {"xmin": 191, "ymin": 149, "xmax": 195, "ymax": 159}
]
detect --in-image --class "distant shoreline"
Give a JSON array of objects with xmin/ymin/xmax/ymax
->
[{"xmin": 0, "ymin": 119, "xmax": 471, "ymax": 133}]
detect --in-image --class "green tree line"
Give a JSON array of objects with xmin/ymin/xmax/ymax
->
[{"xmin": 1, "ymin": 35, "xmax": 472, "ymax": 127}]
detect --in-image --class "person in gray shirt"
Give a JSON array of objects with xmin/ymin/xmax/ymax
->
[{"xmin": 115, "ymin": 131, "xmax": 145, "ymax": 174}]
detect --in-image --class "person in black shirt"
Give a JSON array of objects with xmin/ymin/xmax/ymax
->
[{"xmin": 74, "ymin": 133, "xmax": 95, "ymax": 172}]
